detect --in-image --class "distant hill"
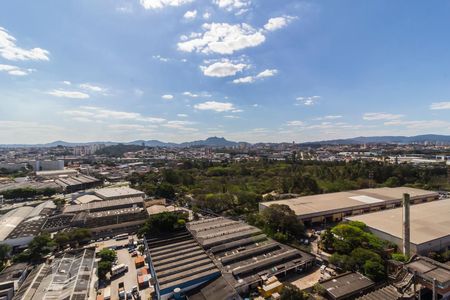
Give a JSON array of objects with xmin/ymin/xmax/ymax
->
[
  {"xmin": 1, "ymin": 134, "xmax": 450, "ymax": 148},
  {"xmin": 304, "ymin": 134, "xmax": 450, "ymax": 145}
]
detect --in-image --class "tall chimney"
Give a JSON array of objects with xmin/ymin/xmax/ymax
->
[{"xmin": 402, "ymin": 193, "xmax": 411, "ymax": 257}]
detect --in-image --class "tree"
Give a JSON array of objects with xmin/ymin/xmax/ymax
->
[
  {"xmin": 155, "ymin": 182, "xmax": 176, "ymax": 199},
  {"xmin": 98, "ymin": 260, "xmax": 112, "ymax": 280},
  {"xmin": 391, "ymin": 253, "xmax": 407, "ymax": 262},
  {"xmin": 320, "ymin": 229, "xmax": 335, "ymax": 251},
  {"xmin": 280, "ymin": 283, "xmax": 309, "ymax": 300},
  {"xmin": 139, "ymin": 211, "xmax": 187, "ymax": 236},
  {"xmin": 0, "ymin": 244, "xmax": 11, "ymax": 271},
  {"xmin": 98, "ymin": 249, "xmax": 117, "ymax": 263},
  {"xmin": 262, "ymin": 204, "xmax": 305, "ymax": 240},
  {"xmin": 364, "ymin": 260, "xmax": 385, "ymax": 282}
]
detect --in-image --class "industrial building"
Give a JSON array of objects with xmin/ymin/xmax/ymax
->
[
  {"xmin": 187, "ymin": 217, "xmax": 315, "ymax": 295},
  {"xmin": 259, "ymin": 187, "xmax": 438, "ymax": 225},
  {"xmin": 94, "ymin": 186, "xmax": 145, "ymax": 200},
  {"xmin": 144, "ymin": 217, "xmax": 314, "ymax": 299},
  {"xmin": 53, "ymin": 174, "xmax": 101, "ymax": 193},
  {"xmin": 319, "ymin": 272, "xmax": 375, "ymax": 300},
  {"xmin": 12, "ymin": 248, "xmax": 96, "ymax": 300},
  {"xmin": 145, "ymin": 230, "xmax": 222, "ymax": 300},
  {"xmin": 0, "ymin": 201, "xmax": 56, "ymax": 248},
  {"xmin": 43, "ymin": 197, "xmax": 148, "ymax": 237},
  {"xmin": 346, "ymin": 198, "xmax": 450, "ymax": 255}
]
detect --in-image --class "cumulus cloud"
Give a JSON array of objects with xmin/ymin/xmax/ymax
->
[
  {"xmin": 0, "ymin": 27, "xmax": 50, "ymax": 61},
  {"xmin": 296, "ymin": 96, "xmax": 320, "ymax": 106},
  {"xmin": 177, "ymin": 113, "xmax": 188, "ymax": 117},
  {"xmin": 233, "ymin": 68, "xmax": 278, "ymax": 84},
  {"xmin": 384, "ymin": 119, "xmax": 450, "ymax": 129},
  {"xmin": 201, "ymin": 59, "xmax": 248, "ymax": 77},
  {"xmin": 183, "ymin": 91, "xmax": 212, "ymax": 97},
  {"xmin": 178, "ymin": 23, "xmax": 265, "ymax": 55},
  {"xmin": 213, "ymin": 0, "xmax": 251, "ymax": 14},
  {"xmin": 286, "ymin": 120, "xmax": 305, "ymax": 126},
  {"xmin": 430, "ymin": 102, "xmax": 450, "ymax": 110},
  {"xmin": 63, "ymin": 106, "xmax": 166, "ymax": 123},
  {"xmin": 264, "ymin": 16, "xmax": 296, "ymax": 31},
  {"xmin": 194, "ymin": 101, "xmax": 236, "ymax": 112},
  {"xmin": 139, "ymin": 0, "xmax": 193, "ymax": 10},
  {"xmin": 314, "ymin": 115, "xmax": 343, "ymax": 120},
  {"xmin": 47, "ymin": 89, "xmax": 90, "ymax": 99},
  {"xmin": 79, "ymin": 83, "xmax": 107, "ymax": 94},
  {"xmin": 363, "ymin": 112, "xmax": 404, "ymax": 121},
  {"xmin": 183, "ymin": 10, "xmax": 197, "ymax": 19},
  {"xmin": 203, "ymin": 12, "xmax": 211, "ymax": 19},
  {"xmin": 232, "ymin": 76, "xmax": 254, "ymax": 84},
  {"xmin": 162, "ymin": 94, "xmax": 174, "ymax": 100},
  {"xmin": 0, "ymin": 64, "xmax": 34, "ymax": 76}
]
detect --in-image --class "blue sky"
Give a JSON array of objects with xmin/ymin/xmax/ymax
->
[{"xmin": 1, "ymin": 0, "xmax": 450, "ymax": 144}]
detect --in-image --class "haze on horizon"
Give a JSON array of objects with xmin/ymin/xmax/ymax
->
[{"xmin": 1, "ymin": 0, "xmax": 450, "ymax": 144}]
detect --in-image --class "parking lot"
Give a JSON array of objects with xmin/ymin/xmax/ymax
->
[{"xmin": 94, "ymin": 236, "xmax": 153, "ymax": 300}]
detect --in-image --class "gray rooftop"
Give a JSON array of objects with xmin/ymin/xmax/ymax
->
[
  {"xmin": 260, "ymin": 187, "xmax": 438, "ymax": 218},
  {"xmin": 346, "ymin": 198, "xmax": 450, "ymax": 245},
  {"xmin": 320, "ymin": 272, "xmax": 374, "ymax": 300}
]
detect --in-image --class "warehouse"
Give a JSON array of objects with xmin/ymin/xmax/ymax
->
[
  {"xmin": 145, "ymin": 230, "xmax": 221, "ymax": 300},
  {"xmin": 346, "ymin": 199, "xmax": 450, "ymax": 254},
  {"xmin": 187, "ymin": 217, "xmax": 315, "ymax": 295},
  {"xmin": 94, "ymin": 186, "xmax": 145, "ymax": 200},
  {"xmin": 259, "ymin": 187, "xmax": 438, "ymax": 225},
  {"xmin": 13, "ymin": 248, "xmax": 96, "ymax": 300}
]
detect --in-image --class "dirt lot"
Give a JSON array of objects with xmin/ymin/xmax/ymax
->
[
  {"xmin": 287, "ymin": 266, "xmax": 322, "ymax": 290},
  {"xmin": 94, "ymin": 236, "xmax": 153, "ymax": 300}
]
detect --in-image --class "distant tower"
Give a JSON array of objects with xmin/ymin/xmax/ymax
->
[{"xmin": 402, "ymin": 193, "xmax": 411, "ymax": 257}]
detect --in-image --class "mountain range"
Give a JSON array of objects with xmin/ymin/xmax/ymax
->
[{"xmin": 1, "ymin": 134, "xmax": 450, "ymax": 148}]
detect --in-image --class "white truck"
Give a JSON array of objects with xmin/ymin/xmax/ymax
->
[{"xmin": 111, "ymin": 264, "xmax": 128, "ymax": 277}]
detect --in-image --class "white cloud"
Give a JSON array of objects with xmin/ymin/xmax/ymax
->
[
  {"xmin": 134, "ymin": 89, "xmax": 144, "ymax": 97},
  {"xmin": 314, "ymin": 115, "xmax": 343, "ymax": 120},
  {"xmin": 47, "ymin": 89, "xmax": 90, "ymax": 99},
  {"xmin": 163, "ymin": 120, "xmax": 197, "ymax": 131},
  {"xmin": 79, "ymin": 83, "xmax": 107, "ymax": 94},
  {"xmin": 363, "ymin": 112, "xmax": 404, "ymax": 121},
  {"xmin": 183, "ymin": 10, "xmax": 197, "ymax": 20},
  {"xmin": 264, "ymin": 16, "xmax": 296, "ymax": 31},
  {"xmin": 256, "ymin": 69, "xmax": 278, "ymax": 78},
  {"xmin": 286, "ymin": 120, "xmax": 305, "ymax": 126},
  {"xmin": 177, "ymin": 113, "xmax": 188, "ymax": 117},
  {"xmin": 233, "ymin": 68, "xmax": 278, "ymax": 84},
  {"xmin": 201, "ymin": 59, "xmax": 248, "ymax": 77},
  {"xmin": 383, "ymin": 119, "xmax": 450, "ymax": 129},
  {"xmin": 183, "ymin": 91, "xmax": 212, "ymax": 98},
  {"xmin": 296, "ymin": 96, "xmax": 320, "ymax": 106},
  {"xmin": 213, "ymin": 0, "xmax": 251, "ymax": 13},
  {"xmin": 139, "ymin": 0, "xmax": 193, "ymax": 10},
  {"xmin": 203, "ymin": 12, "xmax": 211, "ymax": 19},
  {"xmin": 162, "ymin": 94, "xmax": 174, "ymax": 100},
  {"xmin": 0, "ymin": 64, "xmax": 34, "ymax": 76},
  {"xmin": 430, "ymin": 102, "xmax": 450, "ymax": 110},
  {"xmin": 62, "ymin": 80, "xmax": 71, "ymax": 85},
  {"xmin": 64, "ymin": 106, "xmax": 166, "ymax": 123},
  {"xmin": 152, "ymin": 55, "xmax": 170, "ymax": 62},
  {"xmin": 0, "ymin": 27, "xmax": 50, "ymax": 61},
  {"xmin": 194, "ymin": 101, "xmax": 236, "ymax": 112},
  {"xmin": 178, "ymin": 23, "xmax": 265, "ymax": 55}
]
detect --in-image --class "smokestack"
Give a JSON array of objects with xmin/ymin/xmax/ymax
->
[{"xmin": 402, "ymin": 193, "xmax": 411, "ymax": 257}]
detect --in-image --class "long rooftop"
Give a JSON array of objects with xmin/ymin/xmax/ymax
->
[
  {"xmin": 346, "ymin": 198, "xmax": 450, "ymax": 245},
  {"xmin": 260, "ymin": 187, "xmax": 438, "ymax": 218}
]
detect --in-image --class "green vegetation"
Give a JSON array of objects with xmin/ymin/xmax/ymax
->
[
  {"xmin": 138, "ymin": 211, "xmax": 188, "ymax": 237},
  {"xmin": 97, "ymin": 248, "xmax": 117, "ymax": 279},
  {"xmin": 95, "ymin": 144, "xmax": 144, "ymax": 157},
  {"xmin": 53, "ymin": 228, "xmax": 92, "ymax": 249},
  {"xmin": 0, "ymin": 244, "xmax": 11, "ymax": 271},
  {"xmin": 14, "ymin": 233, "xmax": 56, "ymax": 263},
  {"xmin": 128, "ymin": 160, "xmax": 448, "ymax": 216},
  {"xmin": 428, "ymin": 250, "xmax": 450, "ymax": 263},
  {"xmin": 248, "ymin": 204, "xmax": 305, "ymax": 242},
  {"xmin": 391, "ymin": 253, "xmax": 408, "ymax": 262},
  {"xmin": 280, "ymin": 283, "xmax": 310, "ymax": 300},
  {"xmin": 0, "ymin": 187, "xmax": 58, "ymax": 199},
  {"xmin": 322, "ymin": 221, "xmax": 391, "ymax": 281}
]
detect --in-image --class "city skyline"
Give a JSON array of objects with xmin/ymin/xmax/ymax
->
[{"xmin": 1, "ymin": 1, "xmax": 450, "ymax": 144}]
